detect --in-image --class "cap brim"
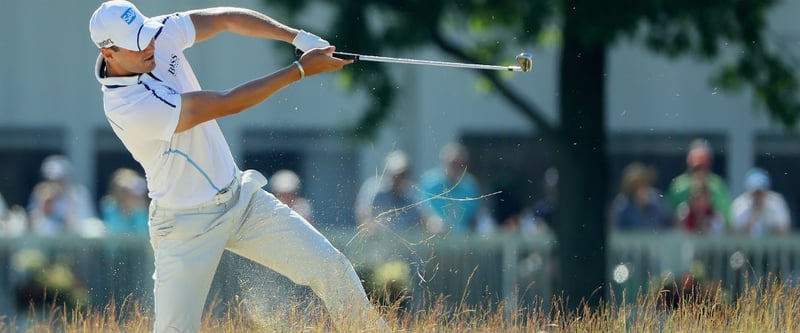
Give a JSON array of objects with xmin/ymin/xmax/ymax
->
[{"xmin": 134, "ymin": 19, "xmax": 163, "ymax": 51}]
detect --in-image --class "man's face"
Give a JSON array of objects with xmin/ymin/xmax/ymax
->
[
  {"xmin": 691, "ymin": 164, "xmax": 709, "ymax": 181},
  {"xmin": 390, "ymin": 170, "xmax": 409, "ymax": 191},
  {"xmin": 446, "ymin": 156, "xmax": 467, "ymax": 176},
  {"xmin": 687, "ymin": 149, "xmax": 711, "ymax": 175},
  {"xmin": 752, "ymin": 189, "xmax": 766, "ymax": 207},
  {"xmin": 103, "ymin": 39, "xmax": 156, "ymax": 75}
]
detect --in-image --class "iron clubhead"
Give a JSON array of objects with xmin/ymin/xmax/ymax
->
[{"xmin": 516, "ymin": 53, "xmax": 533, "ymax": 72}]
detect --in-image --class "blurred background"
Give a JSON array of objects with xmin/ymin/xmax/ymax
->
[{"xmin": 1, "ymin": 0, "xmax": 799, "ymax": 318}]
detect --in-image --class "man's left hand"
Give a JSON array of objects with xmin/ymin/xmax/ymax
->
[{"xmin": 293, "ymin": 30, "xmax": 330, "ymax": 52}]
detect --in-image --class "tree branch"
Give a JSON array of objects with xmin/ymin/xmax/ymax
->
[{"xmin": 431, "ymin": 31, "xmax": 559, "ymax": 143}]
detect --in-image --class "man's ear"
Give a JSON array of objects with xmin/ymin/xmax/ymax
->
[{"xmin": 100, "ymin": 48, "xmax": 115, "ymax": 60}]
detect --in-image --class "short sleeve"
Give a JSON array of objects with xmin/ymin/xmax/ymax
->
[
  {"xmin": 151, "ymin": 12, "xmax": 196, "ymax": 50},
  {"xmin": 730, "ymin": 195, "xmax": 750, "ymax": 230}
]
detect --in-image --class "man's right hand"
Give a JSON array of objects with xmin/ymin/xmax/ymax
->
[{"xmin": 298, "ymin": 46, "xmax": 354, "ymax": 77}]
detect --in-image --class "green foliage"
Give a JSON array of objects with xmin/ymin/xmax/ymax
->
[
  {"xmin": 360, "ymin": 260, "xmax": 412, "ymax": 307},
  {"xmin": 266, "ymin": 0, "xmax": 554, "ymax": 139},
  {"xmin": 10, "ymin": 249, "xmax": 88, "ymax": 310},
  {"xmin": 712, "ymin": 48, "xmax": 800, "ymax": 128},
  {"xmin": 631, "ymin": 0, "xmax": 799, "ymax": 127},
  {"xmin": 266, "ymin": 0, "xmax": 798, "ymax": 134}
]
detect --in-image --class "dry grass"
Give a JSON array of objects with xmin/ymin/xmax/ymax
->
[{"xmin": 2, "ymin": 275, "xmax": 799, "ymax": 332}]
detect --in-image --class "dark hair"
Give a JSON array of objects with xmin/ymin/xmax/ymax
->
[{"xmin": 620, "ymin": 162, "xmax": 656, "ymax": 197}]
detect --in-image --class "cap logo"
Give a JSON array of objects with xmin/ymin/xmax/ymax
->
[
  {"xmin": 97, "ymin": 38, "xmax": 114, "ymax": 48},
  {"xmin": 120, "ymin": 8, "xmax": 137, "ymax": 24}
]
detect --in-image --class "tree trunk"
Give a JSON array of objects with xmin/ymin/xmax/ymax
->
[{"xmin": 554, "ymin": 11, "xmax": 609, "ymax": 310}]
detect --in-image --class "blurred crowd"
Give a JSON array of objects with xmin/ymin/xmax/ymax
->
[
  {"xmin": 607, "ymin": 139, "xmax": 790, "ymax": 236},
  {"xmin": 0, "ymin": 155, "xmax": 150, "ymax": 238},
  {"xmin": 353, "ymin": 138, "xmax": 792, "ymax": 240},
  {"xmin": 0, "ymin": 139, "xmax": 791, "ymax": 311},
  {"xmin": 0, "ymin": 138, "xmax": 792, "ymax": 239},
  {"xmin": 0, "ymin": 140, "xmax": 792, "ymax": 316}
]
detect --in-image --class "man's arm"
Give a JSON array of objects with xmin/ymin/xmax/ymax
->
[
  {"xmin": 187, "ymin": 7, "xmax": 298, "ymax": 43},
  {"xmin": 176, "ymin": 47, "xmax": 351, "ymax": 133},
  {"xmin": 172, "ymin": 8, "xmax": 339, "ymax": 133}
]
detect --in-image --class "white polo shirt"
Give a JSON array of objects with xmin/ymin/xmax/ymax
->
[{"xmin": 95, "ymin": 13, "xmax": 238, "ymax": 207}]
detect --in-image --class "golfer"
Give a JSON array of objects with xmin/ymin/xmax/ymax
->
[{"xmin": 89, "ymin": 1, "xmax": 387, "ymax": 332}]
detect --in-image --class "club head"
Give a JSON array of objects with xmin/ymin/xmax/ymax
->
[{"xmin": 516, "ymin": 52, "xmax": 533, "ymax": 72}]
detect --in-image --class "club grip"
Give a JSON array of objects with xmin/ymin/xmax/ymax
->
[
  {"xmin": 295, "ymin": 48, "xmax": 359, "ymax": 61},
  {"xmin": 332, "ymin": 52, "xmax": 359, "ymax": 61}
]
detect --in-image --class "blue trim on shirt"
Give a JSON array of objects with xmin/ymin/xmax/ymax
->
[
  {"xmin": 141, "ymin": 82, "xmax": 177, "ymax": 108},
  {"xmin": 162, "ymin": 149, "xmax": 221, "ymax": 192},
  {"xmin": 136, "ymin": 24, "xmax": 145, "ymax": 51},
  {"xmin": 147, "ymin": 72, "xmax": 162, "ymax": 82},
  {"xmin": 153, "ymin": 26, "xmax": 164, "ymax": 41}
]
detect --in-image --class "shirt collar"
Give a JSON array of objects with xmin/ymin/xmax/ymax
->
[{"xmin": 95, "ymin": 54, "xmax": 141, "ymax": 88}]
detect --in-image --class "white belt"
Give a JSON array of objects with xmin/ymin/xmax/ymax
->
[
  {"xmin": 154, "ymin": 173, "xmax": 241, "ymax": 211},
  {"xmin": 211, "ymin": 176, "xmax": 238, "ymax": 205}
]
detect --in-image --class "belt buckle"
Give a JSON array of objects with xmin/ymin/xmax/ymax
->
[{"xmin": 214, "ymin": 184, "xmax": 233, "ymax": 205}]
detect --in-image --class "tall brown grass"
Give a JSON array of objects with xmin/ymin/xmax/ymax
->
[{"xmin": 2, "ymin": 275, "xmax": 798, "ymax": 332}]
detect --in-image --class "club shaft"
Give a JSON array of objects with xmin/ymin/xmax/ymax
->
[{"xmin": 333, "ymin": 52, "xmax": 522, "ymax": 72}]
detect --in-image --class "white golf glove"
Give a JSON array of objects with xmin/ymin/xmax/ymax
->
[{"xmin": 292, "ymin": 30, "xmax": 330, "ymax": 52}]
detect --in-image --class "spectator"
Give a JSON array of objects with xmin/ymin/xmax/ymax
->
[
  {"xmin": 356, "ymin": 150, "xmax": 427, "ymax": 236},
  {"xmin": 27, "ymin": 155, "xmax": 97, "ymax": 236},
  {"xmin": 731, "ymin": 168, "xmax": 791, "ymax": 236},
  {"xmin": 100, "ymin": 168, "xmax": 149, "ymax": 235},
  {"xmin": 354, "ymin": 152, "xmax": 404, "ymax": 214},
  {"xmin": 0, "ymin": 191, "xmax": 26, "ymax": 236},
  {"xmin": 419, "ymin": 143, "xmax": 481, "ymax": 235},
  {"xmin": 675, "ymin": 180, "xmax": 725, "ymax": 234},
  {"xmin": 355, "ymin": 150, "xmax": 430, "ymax": 309},
  {"xmin": 666, "ymin": 139, "xmax": 732, "ymax": 230},
  {"xmin": 609, "ymin": 162, "xmax": 672, "ymax": 231},
  {"xmin": 28, "ymin": 181, "xmax": 67, "ymax": 235},
  {"xmin": 269, "ymin": 169, "xmax": 314, "ymax": 225}
]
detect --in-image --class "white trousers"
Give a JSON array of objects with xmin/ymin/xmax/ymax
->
[{"xmin": 148, "ymin": 170, "xmax": 387, "ymax": 332}]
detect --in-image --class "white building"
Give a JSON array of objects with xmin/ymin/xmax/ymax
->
[{"xmin": 1, "ymin": 0, "xmax": 798, "ymax": 228}]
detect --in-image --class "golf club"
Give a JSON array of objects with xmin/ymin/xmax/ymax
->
[{"xmin": 296, "ymin": 49, "xmax": 533, "ymax": 73}]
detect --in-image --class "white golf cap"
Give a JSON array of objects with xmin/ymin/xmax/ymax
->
[
  {"xmin": 384, "ymin": 150, "xmax": 409, "ymax": 176},
  {"xmin": 41, "ymin": 155, "xmax": 71, "ymax": 181},
  {"xmin": 745, "ymin": 168, "xmax": 771, "ymax": 191},
  {"xmin": 89, "ymin": 0, "xmax": 163, "ymax": 51},
  {"xmin": 270, "ymin": 170, "xmax": 301, "ymax": 193}
]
